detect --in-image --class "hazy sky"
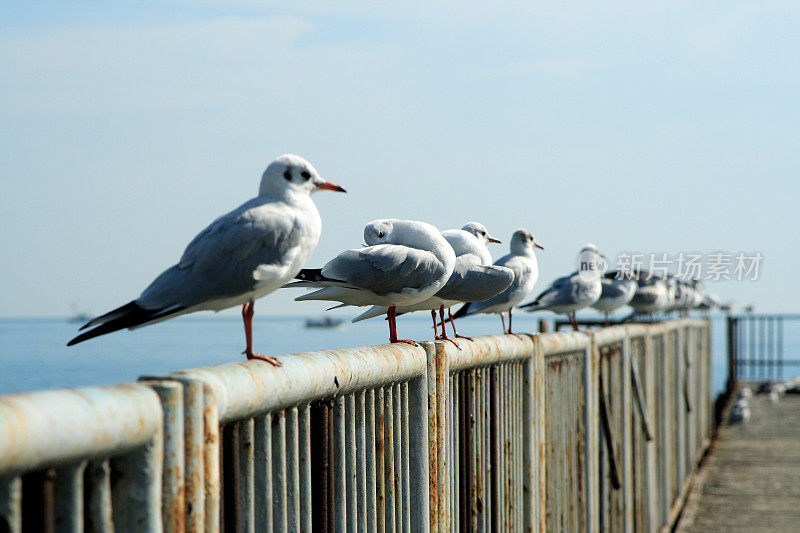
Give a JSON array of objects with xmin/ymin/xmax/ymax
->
[{"xmin": 1, "ymin": 1, "xmax": 798, "ymax": 318}]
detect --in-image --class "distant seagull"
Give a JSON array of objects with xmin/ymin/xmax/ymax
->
[
  {"xmin": 286, "ymin": 219, "xmax": 456, "ymax": 346},
  {"xmin": 628, "ymin": 272, "xmax": 670, "ymax": 321},
  {"xmin": 68, "ymin": 154, "xmax": 346, "ymax": 366},
  {"xmin": 592, "ymin": 271, "xmax": 638, "ymax": 325},
  {"xmin": 743, "ymin": 303, "xmax": 756, "ymax": 314},
  {"xmin": 451, "ymin": 229, "xmax": 542, "ymax": 334},
  {"xmin": 352, "ymin": 222, "xmax": 512, "ymax": 345},
  {"xmin": 519, "ymin": 244, "xmax": 604, "ymax": 330}
]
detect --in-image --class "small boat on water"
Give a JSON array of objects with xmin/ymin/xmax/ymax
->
[
  {"xmin": 67, "ymin": 303, "xmax": 91, "ymax": 324},
  {"xmin": 304, "ymin": 316, "xmax": 345, "ymax": 329}
]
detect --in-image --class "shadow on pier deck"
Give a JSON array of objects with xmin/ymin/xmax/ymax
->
[{"xmin": 678, "ymin": 388, "xmax": 800, "ymax": 532}]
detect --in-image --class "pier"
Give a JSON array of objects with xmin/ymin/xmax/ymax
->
[{"xmin": 0, "ymin": 317, "xmax": 752, "ymax": 532}]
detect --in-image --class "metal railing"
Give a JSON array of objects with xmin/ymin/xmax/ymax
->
[
  {"xmin": 727, "ymin": 314, "xmax": 800, "ymax": 384},
  {"xmin": 0, "ymin": 318, "xmax": 712, "ymax": 532}
]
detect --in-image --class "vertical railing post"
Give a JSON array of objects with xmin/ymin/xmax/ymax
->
[
  {"xmin": 140, "ymin": 378, "xmax": 186, "ymax": 533},
  {"xmin": 643, "ymin": 330, "xmax": 658, "ymax": 533},
  {"xmin": 727, "ymin": 317, "xmax": 738, "ymax": 394},
  {"xmin": 523, "ymin": 334, "xmax": 545, "ymax": 533},
  {"xmin": 585, "ymin": 335, "xmax": 600, "ymax": 532},
  {"xmin": 621, "ymin": 333, "xmax": 634, "ymax": 533},
  {"xmin": 110, "ymin": 429, "xmax": 164, "ymax": 531},
  {"xmin": 434, "ymin": 343, "xmax": 450, "ymax": 530},
  {"xmin": 675, "ymin": 327, "xmax": 686, "ymax": 495},
  {"xmin": 1, "ymin": 477, "xmax": 22, "ymax": 533},
  {"xmin": 408, "ymin": 367, "xmax": 430, "ymax": 533}
]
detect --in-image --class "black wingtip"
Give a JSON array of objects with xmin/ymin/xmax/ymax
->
[
  {"xmin": 295, "ymin": 268, "xmax": 326, "ymax": 282},
  {"xmin": 67, "ymin": 302, "xmax": 185, "ymax": 347},
  {"xmin": 451, "ymin": 303, "xmax": 470, "ymax": 320}
]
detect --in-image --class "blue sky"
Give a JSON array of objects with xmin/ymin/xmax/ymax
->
[{"xmin": 1, "ymin": 1, "xmax": 798, "ymax": 317}]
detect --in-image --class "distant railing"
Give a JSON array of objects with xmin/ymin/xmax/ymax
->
[
  {"xmin": 727, "ymin": 314, "xmax": 800, "ymax": 385},
  {"xmin": 0, "ymin": 318, "xmax": 712, "ymax": 532}
]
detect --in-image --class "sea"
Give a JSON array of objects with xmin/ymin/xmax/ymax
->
[{"xmin": 0, "ymin": 314, "xmax": 738, "ymax": 396}]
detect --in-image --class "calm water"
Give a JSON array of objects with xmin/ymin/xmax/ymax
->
[{"xmin": 0, "ymin": 314, "xmax": 738, "ymax": 396}]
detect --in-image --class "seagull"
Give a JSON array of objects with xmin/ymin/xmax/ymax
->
[
  {"xmin": 67, "ymin": 154, "xmax": 346, "ymax": 366},
  {"xmin": 592, "ymin": 271, "xmax": 638, "ymax": 325},
  {"xmin": 351, "ymin": 222, "xmax": 513, "ymax": 345},
  {"xmin": 285, "ymin": 219, "xmax": 457, "ymax": 346},
  {"xmin": 628, "ymin": 272, "xmax": 670, "ymax": 322},
  {"xmin": 519, "ymin": 244, "xmax": 604, "ymax": 331},
  {"xmin": 451, "ymin": 229, "xmax": 542, "ymax": 334}
]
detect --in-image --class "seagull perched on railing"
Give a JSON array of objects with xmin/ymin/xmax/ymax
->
[
  {"xmin": 350, "ymin": 222, "xmax": 513, "ymax": 346},
  {"xmin": 451, "ymin": 229, "xmax": 542, "ymax": 334},
  {"xmin": 285, "ymin": 219, "xmax": 456, "ymax": 346},
  {"xmin": 628, "ymin": 272, "xmax": 670, "ymax": 322},
  {"xmin": 592, "ymin": 271, "xmax": 638, "ymax": 325},
  {"xmin": 519, "ymin": 243, "xmax": 604, "ymax": 330},
  {"xmin": 67, "ymin": 154, "xmax": 346, "ymax": 366}
]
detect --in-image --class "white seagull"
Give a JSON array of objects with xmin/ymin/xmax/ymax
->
[
  {"xmin": 592, "ymin": 271, "xmax": 638, "ymax": 325},
  {"xmin": 451, "ymin": 228, "xmax": 542, "ymax": 334},
  {"xmin": 285, "ymin": 219, "xmax": 457, "ymax": 346},
  {"xmin": 350, "ymin": 222, "xmax": 513, "ymax": 346},
  {"xmin": 628, "ymin": 272, "xmax": 671, "ymax": 321},
  {"xmin": 68, "ymin": 154, "xmax": 346, "ymax": 366},
  {"xmin": 519, "ymin": 244, "xmax": 604, "ymax": 330}
]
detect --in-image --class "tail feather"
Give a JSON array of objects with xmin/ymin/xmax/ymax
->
[
  {"xmin": 68, "ymin": 301, "xmax": 185, "ymax": 346},
  {"xmin": 79, "ymin": 301, "xmax": 140, "ymax": 331},
  {"xmin": 451, "ymin": 302, "xmax": 472, "ymax": 320}
]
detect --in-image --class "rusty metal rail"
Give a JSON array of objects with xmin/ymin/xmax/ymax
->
[{"xmin": 0, "ymin": 318, "xmax": 711, "ymax": 532}]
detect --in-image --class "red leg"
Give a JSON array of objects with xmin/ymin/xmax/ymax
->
[
  {"xmin": 435, "ymin": 305, "xmax": 459, "ymax": 348},
  {"xmin": 388, "ymin": 306, "xmax": 418, "ymax": 346},
  {"xmin": 604, "ymin": 312, "xmax": 610, "ymax": 327},
  {"xmin": 569, "ymin": 312, "xmax": 579, "ymax": 331},
  {"xmin": 242, "ymin": 300, "xmax": 281, "ymax": 366},
  {"xmin": 431, "ymin": 309, "xmax": 439, "ymax": 339},
  {"xmin": 449, "ymin": 308, "xmax": 472, "ymax": 341}
]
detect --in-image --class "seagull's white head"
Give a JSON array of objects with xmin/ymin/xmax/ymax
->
[
  {"xmin": 259, "ymin": 154, "xmax": 346, "ymax": 198},
  {"xmin": 461, "ymin": 222, "xmax": 501, "ymax": 245},
  {"xmin": 510, "ymin": 228, "xmax": 544, "ymax": 255},
  {"xmin": 364, "ymin": 219, "xmax": 394, "ymax": 246}
]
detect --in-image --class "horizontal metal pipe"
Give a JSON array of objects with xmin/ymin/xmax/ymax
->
[
  {"xmin": 174, "ymin": 344, "xmax": 426, "ymax": 423},
  {"xmin": 0, "ymin": 384, "xmax": 162, "ymax": 477},
  {"xmin": 539, "ymin": 331, "xmax": 591, "ymax": 356},
  {"xmin": 444, "ymin": 335, "xmax": 535, "ymax": 372}
]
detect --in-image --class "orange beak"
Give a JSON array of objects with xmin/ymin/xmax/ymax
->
[
  {"xmin": 534, "ymin": 242, "xmax": 544, "ymax": 250},
  {"xmin": 315, "ymin": 180, "xmax": 347, "ymax": 193},
  {"xmin": 488, "ymin": 237, "xmax": 502, "ymax": 244}
]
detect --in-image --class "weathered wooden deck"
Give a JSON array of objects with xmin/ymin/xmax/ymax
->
[{"xmin": 677, "ymin": 390, "xmax": 800, "ymax": 532}]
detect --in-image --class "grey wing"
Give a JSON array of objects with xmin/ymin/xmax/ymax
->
[
  {"xmin": 321, "ymin": 244, "xmax": 446, "ymax": 296},
  {"xmin": 436, "ymin": 255, "xmax": 514, "ymax": 302},
  {"xmin": 138, "ymin": 200, "xmax": 300, "ymax": 309},
  {"xmin": 600, "ymin": 279, "xmax": 627, "ymax": 300},
  {"xmin": 520, "ymin": 273, "xmax": 577, "ymax": 310}
]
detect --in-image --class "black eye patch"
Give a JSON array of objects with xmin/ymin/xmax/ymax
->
[
  {"xmin": 283, "ymin": 170, "xmax": 292, "ymax": 181},
  {"xmin": 300, "ymin": 171, "xmax": 311, "ymax": 181}
]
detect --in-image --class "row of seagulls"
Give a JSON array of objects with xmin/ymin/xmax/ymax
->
[{"xmin": 68, "ymin": 152, "xmax": 735, "ymax": 362}]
